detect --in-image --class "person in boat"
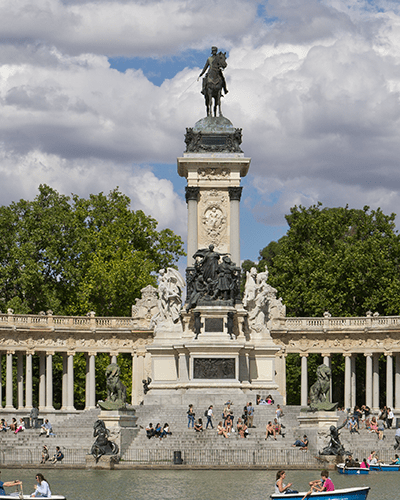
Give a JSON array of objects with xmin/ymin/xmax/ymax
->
[
  {"xmin": 390, "ymin": 454, "xmax": 400, "ymax": 465},
  {"xmin": 345, "ymin": 454, "xmax": 359, "ymax": 468},
  {"xmin": 0, "ymin": 471, "xmax": 22, "ymax": 496},
  {"xmin": 31, "ymin": 473, "xmax": 51, "ymax": 497},
  {"xmin": 308, "ymin": 469, "xmax": 335, "ymax": 492},
  {"xmin": 360, "ymin": 458, "xmax": 369, "ymax": 469},
  {"xmin": 275, "ymin": 470, "xmax": 297, "ymax": 494}
]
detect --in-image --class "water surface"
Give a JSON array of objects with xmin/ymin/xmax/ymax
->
[{"xmin": 3, "ymin": 468, "xmax": 396, "ymax": 500}]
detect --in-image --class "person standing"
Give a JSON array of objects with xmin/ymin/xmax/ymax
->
[
  {"xmin": 247, "ymin": 402, "xmax": 254, "ymax": 428},
  {"xmin": 187, "ymin": 404, "xmax": 195, "ymax": 428},
  {"xmin": 206, "ymin": 405, "xmax": 214, "ymax": 429},
  {"xmin": 30, "ymin": 406, "xmax": 39, "ymax": 429}
]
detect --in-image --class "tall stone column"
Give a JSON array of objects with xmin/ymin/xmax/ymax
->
[
  {"xmin": 228, "ymin": 187, "xmax": 242, "ymax": 266},
  {"xmin": 365, "ymin": 353, "xmax": 373, "ymax": 409},
  {"xmin": 300, "ymin": 354, "xmax": 308, "ymax": 406},
  {"xmin": 67, "ymin": 352, "xmax": 75, "ymax": 411},
  {"xmin": 395, "ymin": 353, "xmax": 400, "ymax": 410},
  {"xmin": 131, "ymin": 352, "xmax": 138, "ymax": 405},
  {"xmin": 5, "ymin": 351, "xmax": 14, "ymax": 409},
  {"xmin": 351, "ymin": 354, "xmax": 357, "ymax": 408},
  {"xmin": 17, "ymin": 352, "xmax": 24, "ymax": 409},
  {"xmin": 343, "ymin": 353, "xmax": 352, "ymax": 409},
  {"xmin": 25, "ymin": 351, "xmax": 33, "ymax": 410},
  {"xmin": 87, "ymin": 352, "xmax": 96, "ymax": 409},
  {"xmin": 323, "ymin": 355, "xmax": 332, "ymax": 402},
  {"xmin": 62, "ymin": 353, "xmax": 68, "ymax": 410},
  {"xmin": 185, "ymin": 187, "xmax": 199, "ymax": 266},
  {"xmin": 38, "ymin": 353, "xmax": 46, "ymax": 410},
  {"xmin": 45, "ymin": 351, "xmax": 54, "ymax": 411},
  {"xmin": 386, "ymin": 352, "xmax": 394, "ymax": 409},
  {"xmin": 372, "ymin": 352, "xmax": 380, "ymax": 411}
]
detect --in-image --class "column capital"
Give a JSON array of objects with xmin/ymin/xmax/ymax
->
[
  {"xmin": 342, "ymin": 353, "xmax": 352, "ymax": 358},
  {"xmin": 87, "ymin": 351, "xmax": 97, "ymax": 357},
  {"xmin": 228, "ymin": 186, "xmax": 243, "ymax": 201},
  {"xmin": 26, "ymin": 350, "xmax": 35, "ymax": 355},
  {"xmin": 185, "ymin": 186, "xmax": 200, "ymax": 203},
  {"xmin": 322, "ymin": 353, "xmax": 331, "ymax": 358},
  {"xmin": 67, "ymin": 351, "xmax": 76, "ymax": 356},
  {"xmin": 299, "ymin": 353, "xmax": 308, "ymax": 358},
  {"xmin": 385, "ymin": 352, "xmax": 393, "ymax": 357},
  {"xmin": 364, "ymin": 352, "xmax": 373, "ymax": 358},
  {"xmin": 46, "ymin": 351, "xmax": 55, "ymax": 356},
  {"xmin": 6, "ymin": 350, "xmax": 15, "ymax": 355}
]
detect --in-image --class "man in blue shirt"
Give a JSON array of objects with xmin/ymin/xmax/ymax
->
[
  {"xmin": 0, "ymin": 471, "xmax": 22, "ymax": 496},
  {"xmin": 247, "ymin": 402, "xmax": 255, "ymax": 428}
]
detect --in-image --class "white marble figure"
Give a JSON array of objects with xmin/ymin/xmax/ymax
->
[
  {"xmin": 243, "ymin": 265, "xmax": 286, "ymax": 333},
  {"xmin": 151, "ymin": 268, "xmax": 185, "ymax": 327}
]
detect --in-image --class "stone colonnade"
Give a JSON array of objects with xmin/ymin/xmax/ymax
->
[
  {"xmin": 271, "ymin": 315, "xmax": 400, "ymax": 409},
  {"xmin": 0, "ymin": 349, "xmax": 149, "ymax": 411},
  {"xmin": 295, "ymin": 351, "xmax": 400, "ymax": 410}
]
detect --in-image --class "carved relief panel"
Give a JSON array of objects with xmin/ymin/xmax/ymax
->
[{"xmin": 198, "ymin": 189, "xmax": 230, "ymax": 253}]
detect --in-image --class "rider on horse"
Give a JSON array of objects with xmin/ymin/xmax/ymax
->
[{"xmin": 199, "ymin": 46, "xmax": 228, "ymax": 96}]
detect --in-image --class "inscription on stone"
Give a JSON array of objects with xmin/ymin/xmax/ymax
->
[
  {"xmin": 193, "ymin": 358, "xmax": 235, "ymax": 379},
  {"xmin": 205, "ymin": 317, "xmax": 224, "ymax": 332},
  {"xmin": 202, "ymin": 135, "xmax": 227, "ymax": 146}
]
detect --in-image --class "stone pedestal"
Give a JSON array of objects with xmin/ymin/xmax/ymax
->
[
  {"xmin": 298, "ymin": 411, "xmax": 340, "ymax": 428},
  {"xmin": 85, "ymin": 454, "xmax": 119, "ymax": 469},
  {"xmin": 98, "ymin": 408, "xmax": 139, "ymax": 456}
]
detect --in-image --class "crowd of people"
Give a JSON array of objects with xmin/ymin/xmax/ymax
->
[{"xmin": 146, "ymin": 422, "xmax": 172, "ymax": 440}]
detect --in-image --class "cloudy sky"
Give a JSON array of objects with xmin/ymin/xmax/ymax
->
[{"xmin": 2, "ymin": 0, "xmax": 400, "ymax": 265}]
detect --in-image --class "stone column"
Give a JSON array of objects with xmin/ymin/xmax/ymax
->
[
  {"xmin": 386, "ymin": 352, "xmax": 394, "ymax": 409},
  {"xmin": 300, "ymin": 354, "xmax": 308, "ymax": 406},
  {"xmin": 323, "ymin": 355, "xmax": 332, "ymax": 402},
  {"xmin": 38, "ymin": 353, "xmax": 46, "ymax": 410},
  {"xmin": 185, "ymin": 187, "xmax": 199, "ymax": 266},
  {"xmin": 62, "ymin": 353, "xmax": 68, "ymax": 410},
  {"xmin": 88, "ymin": 352, "xmax": 96, "ymax": 409},
  {"xmin": 228, "ymin": 187, "xmax": 243, "ymax": 266},
  {"xmin": 351, "ymin": 354, "xmax": 357, "ymax": 408},
  {"xmin": 372, "ymin": 353, "xmax": 380, "ymax": 411},
  {"xmin": 343, "ymin": 353, "xmax": 352, "ymax": 410},
  {"xmin": 17, "ymin": 352, "xmax": 24, "ymax": 409},
  {"xmin": 25, "ymin": 351, "xmax": 33, "ymax": 410},
  {"xmin": 5, "ymin": 351, "xmax": 14, "ymax": 409},
  {"xmin": 365, "ymin": 353, "xmax": 373, "ymax": 409},
  {"xmin": 395, "ymin": 353, "xmax": 400, "ymax": 410},
  {"xmin": 131, "ymin": 352, "xmax": 138, "ymax": 405},
  {"xmin": 67, "ymin": 352, "xmax": 75, "ymax": 411},
  {"xmin": 45, "ymin": 351, "xmax": 54, "ymax": 411}
]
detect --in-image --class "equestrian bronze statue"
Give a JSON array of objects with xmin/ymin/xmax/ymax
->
[{"xmin": 198, "ymin": 46, "xmax": 228, "ymax": 117}]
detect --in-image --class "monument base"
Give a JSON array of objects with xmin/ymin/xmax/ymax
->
[
  {"xmin": 85, "ymin": 454, "xmax": 119, "ymax": 469},
  {"xmin": 99, "ymin": 408, "xmax": 139, "ymax": 456},
  {"xmin": 298, "ymin": 411, "xmax": 339, "ymax": 428}
]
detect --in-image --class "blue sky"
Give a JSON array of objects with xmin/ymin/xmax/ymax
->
[{"xmin": 1, "ymin": 0, "xmax": 400, "ymax": 268}]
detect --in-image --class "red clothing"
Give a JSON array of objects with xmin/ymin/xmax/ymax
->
[{"xmin": 323, "ymin": 478, "xmax": 335, "ymax": 491}]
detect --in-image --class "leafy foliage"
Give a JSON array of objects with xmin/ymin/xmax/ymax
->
[
  {"xmin": 250, "ymin": 203, "xmax": 400, "ymax": 406},
  {"xmin": 0, "ymin": 185, "xmax": 185, "ymax": 317}
]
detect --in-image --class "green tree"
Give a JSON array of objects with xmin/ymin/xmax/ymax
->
[
  {"xmin": 266, "ymin": 203, "xmax": 400, "ymax": 317},
  {"xmin": 0, "ymin": 185, "xmax": 185, "ymax": 316},
  {"xmin": 256, "ymin": 203, "xmax": 400, "ymax": 406}
]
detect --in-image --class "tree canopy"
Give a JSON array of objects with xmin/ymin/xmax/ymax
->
[
  {"xmin": 255, "ymin": 203, "xmax": 400, "ymax": 317},
  {"xmin": 0, "ymin": 184, "xmax": 185, "ymax": 317}
]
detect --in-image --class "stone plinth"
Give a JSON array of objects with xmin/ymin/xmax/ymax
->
[
  {"xmin": 98, "ymin": 408, "xmax": 139, "ymax": 456},
  {"xmin": 298, "ymin": 411, "xmax": 340, "ymax": 428},
  {"xmin": 85, "ymin": 454, "xmax": 119, "ymax": 469}
]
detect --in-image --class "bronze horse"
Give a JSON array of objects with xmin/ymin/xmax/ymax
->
[{"xmin": 203, "ymin": 52, "xmax": 227, "ymax": 117}]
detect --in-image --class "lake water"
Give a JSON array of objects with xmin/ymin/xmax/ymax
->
[{"xmin": 3, "ymin": 468, "xmax": 398, "ymax": 500}]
